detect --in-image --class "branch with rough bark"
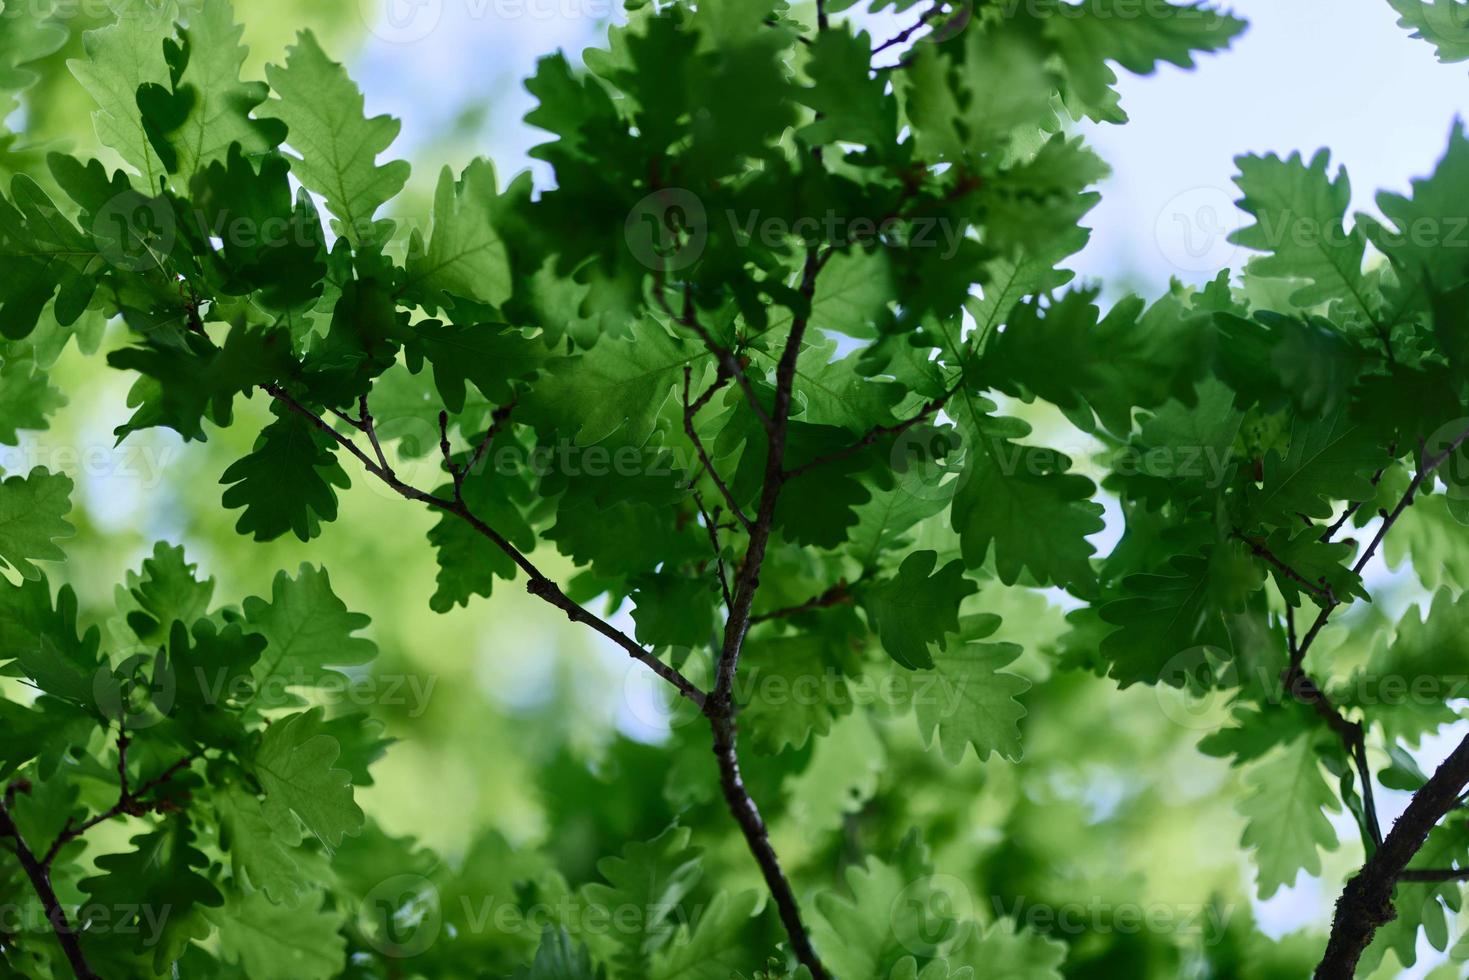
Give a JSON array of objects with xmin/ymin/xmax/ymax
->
[
  {"xmin": 1284, "ymin": 422, "xmax": 1469, "ymax": 975},
  {"xmin": 2, "ymin": 730, "xmax": 195, "ymax": 980}
]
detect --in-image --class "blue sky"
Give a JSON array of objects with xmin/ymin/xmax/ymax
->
[{"xmin": 1080, "ymin": 0, "xmax": 1469, "ymax": 296}]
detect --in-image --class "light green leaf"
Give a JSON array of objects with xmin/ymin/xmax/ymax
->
[
  {"xmin": 259, "ymin": 31, "xmax": 410, "ymax": 246},
  {"xmin": 405, "ymin": 159, "xmax": 513, "ymax": 313},
  {"xmin": 1237, "ymin": 733, "xmax": 1339, "ymax": 899},
  {"xmin": 254, "ymin": 706, "xmax": 364, "ymax": 848}
]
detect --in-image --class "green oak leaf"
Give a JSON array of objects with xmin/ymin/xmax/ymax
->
[
  {"xmin": 253, "ymin": 706, "xmax": 364, "ymax": 848},
  {"xmin": 259, "ymin": 31, "xmax": 410, "ymax": 246},
  {"xmin": 863, "ymin": 550, "xmax": 976, "ymax": 669}
]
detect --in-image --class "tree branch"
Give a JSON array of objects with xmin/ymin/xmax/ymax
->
[
  {"xmin": 263, "ymin": 382, "xmax": 707, "ymax": 710},
  {"xmin": 684, "ymin": 365, "xmax": 753, "ymax": 531},
  {"xmin": 41, "ymin": 749, "xmax": 196, "ymax": 867},
  {"xmin": 871, "ymin": 1, "xmax": 946, "ymax": 55},
  {"xmin": 653, "ymin": 271, "xmax": 773, "ymax": 432},
  {"xmin": 1288, "ymin": 424, "xmax": 1469, "ymax": 681},
  {"xmin": 1233, "ymin": 531, "xmax": 1335, "ymax": 603},
  {"xmin": 1316, "ymin": 733, "xmax": 1469, "ymax": 976},
  {"xmin": 1280, "ymin": 424, "xmax": 1469, "ymax": 973},
  {"xmin": 784, "ymin": 380, "xmax": 959, "ymax": 481},
  {"xmin": 750, "ymin": 578, "xmax": 857, "ymax": 624},
  {"xmin": 704, "ymin": 245, "xmax": 833, "ymax": 980},
  {"xmin": 1397, "ymin": 867, "xmax": 1469, "ymax": 882},
  {"xmin": 0, "ymin": 791, "xmax": 97, "ymax": 980},
  {"xmin": 692, "ymin": 488, "xmax": 734, "ymax": 610}
]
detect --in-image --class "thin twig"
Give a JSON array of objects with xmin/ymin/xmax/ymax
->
[
  {"xmin": 652, "ymin": 269, "xmax": 774, "ymax": 432},
  {"xmin": 692, "ymin": 489, "xmax": 734, "ymax": 609},
  {"xmin": 1398, "ymin": 868, "xmax": 1469, "ymax": 882},
  {"xmin": 684, "ymin": 365, "xmax": 753, "ymax": 531},
  {"xmin": 40, "ymin": 753, "xmax": 196, "ymax": 867},
  {"xmin": 784, "ymin": 380, "xmax": 960, "ymax": 481},
  {"xmin": 263, "ymin": 383, "xmax": 707, "ymax": 709},
  {"xmin": 750, "ymin": 579, "xmax": 857, "ymax": 624},
  {"xmin": 464, "ymin": 399, "xmax": 517, "ymax": 479},
  {"xmin": 871, "ymin": 1, "xmax": 946, "ymax": 55},
  {"xmin": 1233, "ymin": 531, "xmax": 1335, "ymax": 603},
  {"xmin": 359, "ymin": 394, "xmax": 393, "ymax": 474}
]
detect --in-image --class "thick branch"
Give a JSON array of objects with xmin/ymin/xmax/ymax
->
[
  {"xmin": 1288, "ymin": 425, "xmax": 1469, "ymax": 973},
  {"xmin": 0, "ymin": 793, "xmax": 98, "ymax": 980},
  {"xmin": 1316, "ymin": 733, "xmax": 1469, "ymax": 977}
]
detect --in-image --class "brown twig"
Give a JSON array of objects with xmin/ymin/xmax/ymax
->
[
  {"xmin": 784, "ymin": 380, "xmax": 960, "ymax": 481},
  {"xmin": 871, "ymin": 1, "xmax": 947, "ymax": 55},
  {"xmin": 1233, "ymin": 531, "xmax": 1335, "ymax": 603},
  {"xmin": 683, "ymin": 365, "xmax": 753, "ymax": 531},
  {"xmin": 692, "ymin": 489, "xmax": 734, "ymax": 610},
  {"xmin": 0, "ymin": 794, "xmax": 97, "ymax": 980},
  {"xmin": 40, "ymin": 751, "xmax": 196, "ymax": 867},
  {"xmin": 263, "ymin": 382, "xmax": 707, "ymax": 709},
  {"xmin": 1397, "ymin": 867, "xmax": 1469, "ymax": 882},
  {"xmin": 704, "ymin": 244, "xmax": 833, "ymax": 980},
  {"xmin": 750, "ymin": 579, "xmax": 858, "ymax": 624}
]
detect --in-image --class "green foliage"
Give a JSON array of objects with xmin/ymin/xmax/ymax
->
[{"xmin": 4, "ymin": 1, "xmax": 1469, "ymax": 978}]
